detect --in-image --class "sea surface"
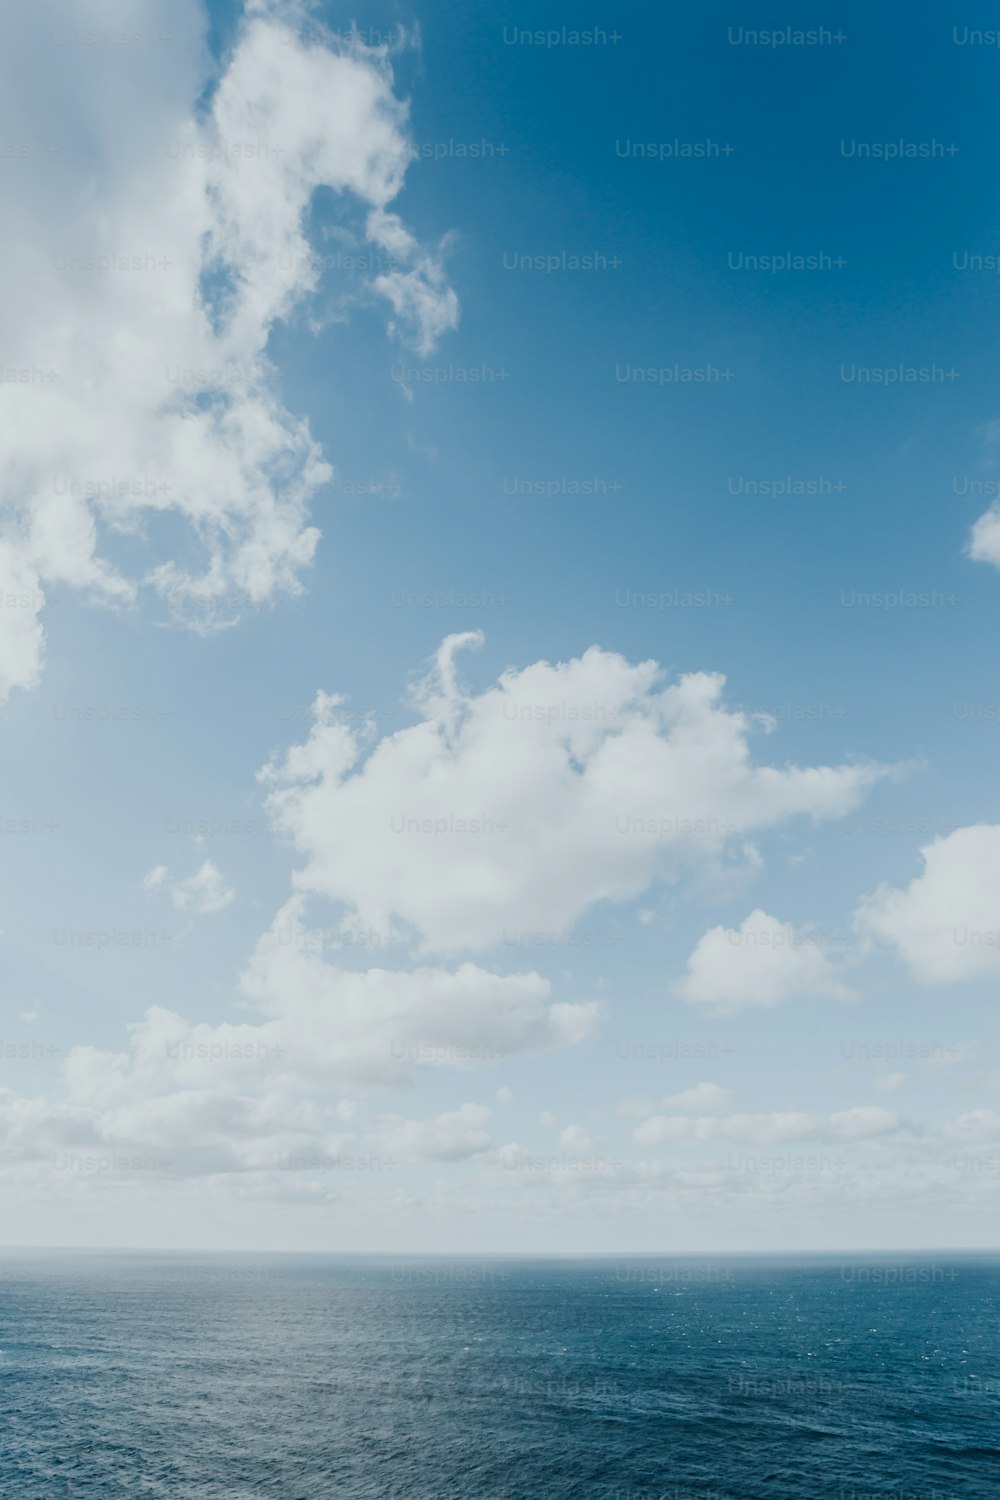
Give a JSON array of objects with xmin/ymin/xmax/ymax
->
[{"xmin": 0, "ymin": 1252, "xmax": 998, "ymax": 1498}]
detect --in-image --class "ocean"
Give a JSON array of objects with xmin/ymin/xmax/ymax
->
[{"xmin": 0, "ymin": 1253, "xmax": 997, "ymax": 1498}]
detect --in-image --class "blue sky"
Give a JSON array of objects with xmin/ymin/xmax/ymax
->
[{"xmin": 2, "ymin": 0, "xmax": 1000, "ymax": 1252}]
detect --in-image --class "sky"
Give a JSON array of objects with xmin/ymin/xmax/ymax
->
[{"xmin": 2, "ymin": 0, "xmax": 1000, "ymax": 1253}]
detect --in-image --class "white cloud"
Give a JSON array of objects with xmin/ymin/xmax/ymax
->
[
  {"xmin": 6, "ymin": 947, "xmax": 585, "ymax": 1174},
  {"xmin": 830, "ymin": 1106, "xmax": 900, "ymax": 1141},
  {"xmin": 369, "ymin": 1104, "xmax": 491, "ymax": 1162},
  {"xmin": 618, "ymin": 1098, "xmax": 653, "ymax": 1118},
  {"xmin": 236, "ymin": 900, "xmax": 599, "ymax": 1085},
  {"xmin": 659, "ymin": 1082, "xmax": 731, "ymax": 1112},
  {"xmin": 962, "ymin": 422, "xmax": 1000, "ymax": 568},
  {"xmin": 0, "ymin": 542, "xmax": 46, "ymax": 696},
  {"xmin": 674, "ymin": 910, "xmax": 853, "ymax": 1014},
  {"xmin": 48, "ymin": 896, "xmax": 599, "ymax": 1111},
  {"xmin": 942, "ymin": 1110, "xmax": 1000, "ymax": 1142},
  {"xmin": 0, "ymin": 1088, "xmax": 98, "ymax": 1160},
  {"xmin": 874, "ymin": 1072, "xmax": 907, "ymax": 1093},
  {"xmin": 366, "ymin": 210, "xmax": 459, "ymax": 356},
  {"xmin": 856, "ymin": 826, "xmax": 1000, "ymax": 983},
  {"xmin": 0, "ymin": 1072, "xmax": 357, "ymax": 1178},
  {"xmin": 0, "ymin": 1069, "xmax": 495, "ymax": 1179},
  {"xmin": 967, "ymin": 507, "xmax": 1000, "ymax": 570},
  {"xmin": 260, "ymin": 634, "xmax": 892, "ymax": 954},
  {"xmin": 0, "ymin": 0, "xmax": 455, "ymax": 699},
  {"xmin": 144, "ymin": 859, "xmax": 234, "ymax": 914},
  {"xmin": 559, "ymin": 1124, "xmax": 594, "ymax": 1152}
]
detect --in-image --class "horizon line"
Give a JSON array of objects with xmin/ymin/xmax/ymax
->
[{"xmin": 1, "ymin": 1245, "xmax": 997, "ymax": 1258}]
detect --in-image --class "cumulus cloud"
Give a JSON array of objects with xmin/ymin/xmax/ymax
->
[
  {"xmin": 942, "ymin": 1109, "xmax": 1000, "ymax": 1142},
  {"xmin": 959, "ymin": 419, "xmax": 1000, "ymax": 570},
  {"xmin": 0, "ymin": 1089, "xmax": 99, "ymax": 1161},
  {"xmin": 659, "ymin": 1082, "xmax": 732, "ymax": 1112},
  {"xmin": 370, "ymin": 1104, "xmax": 492, "ymax": 1161},
  {"xmin": 674, "ymin": 910, "xmax": 854, "ymax": 1014},
  {"xmin": 236, "ymin": 900, "xmax": 599, "ymax": 1086},
  {"xmin": 618, "ymin": 1099, "xmax": 654, "ymax": 1118},
  {"xmin": 1, "ymin": 969, "xmax": 589, "ymax": 1181},
  {"xmin": 856, "ymin": 825, "xmax": 1000, "ymax": 983},
  {"xmin": 962, "ymin": 421, "xmax": 1000, "ymax": 567},
  {"xmin": 0, "ymin": 1072, "xmax": 358, "ymax": 1179},
  {"xmin": 259, "ymin": 634, "xmax": 892, "ymax": 954},
  {"xmin": 144, "ymin": 859, "xmax": 234, "ymax": 914},
  {"xmin": 58, "ymin": 897, "xmax": 596, "ymax": 1090},
  {"xmin": 967, "ymin": 507, "xmax": 1000, "ymax": 569},
  {"xmin": 829, "ymin": 1106, "xmax": 901, "ymax": 1141},
  {"xmin": 0, "ymin": 0, "xmax": 456, "ymax": 698},
  {"xmin": 0, "ymin": 882, "xmax": 600, "ymax": 1185}
]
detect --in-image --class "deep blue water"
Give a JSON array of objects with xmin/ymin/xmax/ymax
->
[{"xmin": 1, "ymin": 1253, "xmax": 998, "ymax": 1498}]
